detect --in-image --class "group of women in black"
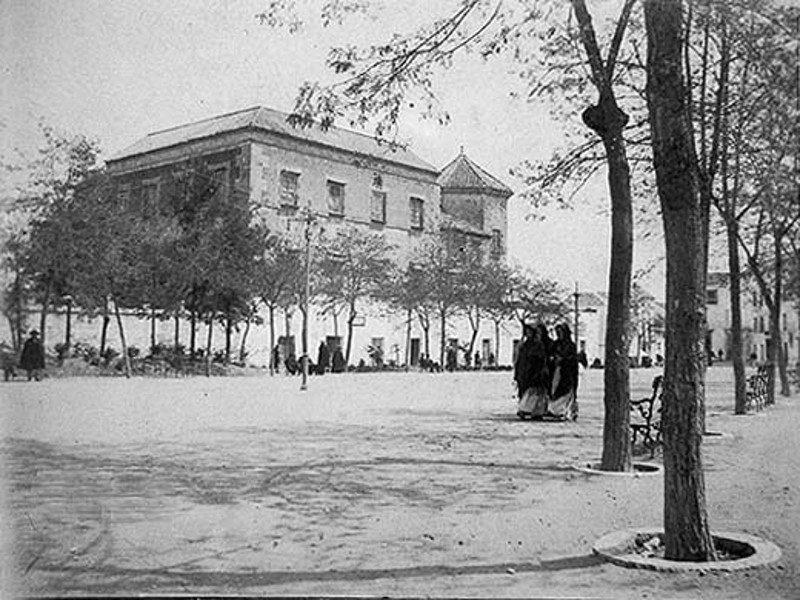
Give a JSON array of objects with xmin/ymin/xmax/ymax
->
[{"xmin": 513, "ymin": 322, "xmax": 581, "ymax": 421}]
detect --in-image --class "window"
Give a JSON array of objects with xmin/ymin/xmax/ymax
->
[
  {"xmin": 327, "ymin": 180, "xmax": 345, "ymax": 216},
  {"xmin": 279, "ymin": 170, "xmax": 300, "ymax": 207},
  {"xmin": 117, "ymin": 183, "xmax": 131, "ymax": 205},
  {"xmin": 371, "ymin": 173, "xmax": 386, "ymax": 224},
  {"xmin": 209, "ymin": 164, "xmax": 229, "ymax": 202},
  {"xmin": 370, "ymin": 176, "xmax": 387, "ymax": 225},
  {"xmin": 141, "ymin": 178, "xmax": 160, "ymax": 213},
  {"xmin": 491, "ymin": 228, "xmax": 503, "ymax": 255},
  {"xmin": 371, "ymin": 190, "xmax": 386, "ymax": 223},
  {"xmin": 706, "ymin": 289, "xmax": 718, "ymax": 305},
  {"xmin": 409, "ymin": 197, "xmax": 424, "ymax": 230}
]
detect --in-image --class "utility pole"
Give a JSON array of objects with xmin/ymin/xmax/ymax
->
[
  {"xmin": 300, "ymin": 209, "xmax": 315, "ymax": 391},
  {"xmin": 573, "ymin": 282, "xmax": 580, "ymax": 344}
]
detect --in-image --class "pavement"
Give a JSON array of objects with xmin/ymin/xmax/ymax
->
[{"xmin": 1, "ymin": 366, "xmax": 798, "ymax": 599}]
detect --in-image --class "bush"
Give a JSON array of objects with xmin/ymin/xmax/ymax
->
[
  {"xmin": 54, "ymin": 342, "xmax": 70, "ymax": 364},
  {"xmin": 102, "ymin": 347, "xmax": 119, "ymax": 366}
]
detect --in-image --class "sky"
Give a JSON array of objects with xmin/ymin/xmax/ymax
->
[{"xmin": 1, "ymin": 0, "xmax": 667, "ymax": 298}]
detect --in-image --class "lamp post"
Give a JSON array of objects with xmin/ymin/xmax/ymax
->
[
  {"xmin": 573, "ymin": 282, "xmax": 580, "ymax": 344},
  {"xmin": 300, "ymin": 209, "xmax": 315, "ymax": 391}
]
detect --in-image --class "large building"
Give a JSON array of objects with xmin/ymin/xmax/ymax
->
[
  {"xmin": 706, "ymin": 271, "xmax": 799, "ymax": 367},
  {"xmin": 105, "ymin": 106, "xmax": 514, "ymax": 367}
]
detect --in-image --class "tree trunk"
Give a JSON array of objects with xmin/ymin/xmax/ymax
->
[
  {"xmin": 225, "ymin": 315, "xmax": 233, "ymax": 363},
  {"xmin": 113, "ymin": 298, "xmax": 132, "ymax": 379},
  {"xmin": 404, "ymin": 308, "xmax": 412, "ymax": 372},
  {"xmin": 239, "ymin": 315, "xmax": 251, "ymax": 364},
  {"xmin": 645, "ymin": 0, "xmax": 716, "ymax": 561},
  {"xmin": 100, "ymin": 297, "xmax": 110, "ymax": 356},
  {"xmin": 39, "ymin": 280, "xmax": 52, "ymax": 347},
  {"xmin": 766, "ymin": 241, "xmax": 781, "ymax": 404},
  {"xmin": 439, "ymin": 311, "xmax": 447, "ymax": 369},
  {"xmin": 588, "ymin": 105, "xmax": 633, "ymax": 472},
  {"xmin": 494, "ymin": 320, "xmax": 501, "ymax": 366},
  {"xmin": 467, "ymin": 310, "xmax": 480, "ymax": 365},
  {"xmin": 174, "ymin": 313, "xmax": 180, "ymax": 348},
  {"xmin": 345, "ymin": 305, "xmax": 355, "ymax": 366},
  {"xmin": 773, "ymin": 235, "xmax": 791, "ymax": 397},
  {"xmin": 418, "ymin": 311, "xmax": 431, "ymax": 360},
  {"xmin": 190, "ymin": 309, "xmax": 197, "ymax": 359},
  {"xmin": 727, "ymin": 222, "xmax": 747, "ymax": 415},
  {"xmin": 150, "ymin": 307, "xmax": 157, "ymax": 351},
  {"xmin": 65, "ymin": 299, "xmax": 72, "ymax": 349},
  {"xmin": 12, "ymin": 269, "xmax": 24, "ymax": 350},
  {"xmin": 205, "ymin": 317, "xmax": 213, "ymax": 377},
  {"xmin": 269, "ymin": 305, "xmax": 276, "ymax": 375}
]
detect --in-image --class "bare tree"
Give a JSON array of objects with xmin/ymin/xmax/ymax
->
[{"xmin": 644, "ymin": 0, "xmax": 716, "ymax": 561}]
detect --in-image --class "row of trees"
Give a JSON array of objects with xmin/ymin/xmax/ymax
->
[
  {"xmin": 255, "ymin": 0, "xmax": 798, "ymax": 560},
  {"xmin": 1, "ymin": 131, "xmax": 572, "ymax": 376}
]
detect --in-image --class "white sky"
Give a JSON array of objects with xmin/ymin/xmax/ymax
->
[{"xmin": 1, "ymin": 0, "xmax": 667, "ymax": 298}]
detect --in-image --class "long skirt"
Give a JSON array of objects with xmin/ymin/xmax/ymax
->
[
  {"xmin": 548, "ymin": 389, "xmax": 578, "ymax": 420},
  {"xmin": 548, "ymin": 366, "xmax": 578, "ymax": 420},
  {"xmin": 517, "ymin": 386, "xmax": 549, "ymax": 419}
]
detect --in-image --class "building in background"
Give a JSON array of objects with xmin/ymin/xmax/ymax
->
[
  {"xmin": 99, "ymin": 106, "xmax": 515, "ymax": 368},
  {"xmin": 706, "ymin": 271, "xmax": 799, "ymax": 367}
]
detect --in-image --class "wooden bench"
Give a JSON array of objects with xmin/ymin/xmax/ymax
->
[
  {"xmin": 630, "ymin": 375, "xmax": 663, "ymax": 456},
  {"xmin": 745, "ymin": 364, "xmax": 769, "ymax": 412}
]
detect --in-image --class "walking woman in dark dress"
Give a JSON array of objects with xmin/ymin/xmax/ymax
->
[
  {"xmin": 514, "ymin": 323, "xmax": 552, "ymax": 420},
  {"xmin": 548, "ymin": 323, "xmax": 579, "ymax": 420},
  {"xmin": 20, "ymin": 330, "xmax": 45, "ymax": 381}
]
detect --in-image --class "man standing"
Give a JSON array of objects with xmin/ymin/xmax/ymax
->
[{"xmin": 20, "ymin": 330, "xmax": 45, "ymax": 381}]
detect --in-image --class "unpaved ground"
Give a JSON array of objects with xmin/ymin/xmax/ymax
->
[{"xmin": 1, "ymin": 367, "xmax": 798, "ymax": 598}]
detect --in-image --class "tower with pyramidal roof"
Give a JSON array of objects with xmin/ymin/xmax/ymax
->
[{"xmin": 437, "ymin": 148, "xmax": 513, "ymax": 260}]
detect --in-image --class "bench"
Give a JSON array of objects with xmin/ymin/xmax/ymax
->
[
  {"xmin": 745, "ymin": 364, "xmax": 769, "ymax": 412},
  {"xmin": 630, "ymin": 375, "xmax": 663, "ymax": 456}
]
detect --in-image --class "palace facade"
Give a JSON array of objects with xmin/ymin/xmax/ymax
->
[{"xmin": 105, "ymin": 106, "xmax": 514, "ymax": 368}]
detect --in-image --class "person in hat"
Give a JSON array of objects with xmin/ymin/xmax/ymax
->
[{"xmin": 20, "ymin": 330, "xmax": 45, "ymax": 381}]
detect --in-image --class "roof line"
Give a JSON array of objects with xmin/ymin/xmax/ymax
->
[
  {"xmin": 146, "ymin": 105, "xmax": 263, "ymax": 137},
  {"xmin": 109, "ymin": 124, "xmax": 440, "ymax": 176},
  {"xmin": 147, "ymin": 105, "xmax": 420, "ymax": 155}
]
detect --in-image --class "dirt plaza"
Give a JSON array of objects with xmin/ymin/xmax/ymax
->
[{"xmin": 1, "ymin": 366, "xmax": 798, "ymax": 598}]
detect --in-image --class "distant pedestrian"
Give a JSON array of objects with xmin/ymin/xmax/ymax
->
[
  {"xmin": 446, "ymin": 346, "xmax": 457, "ymax": 372},
  {"xmin": 474, "ymin": 352, "xmax": 481, "ymax": 370},
  {"xmin": 548, "ymin": 323, "xmax": 579, "ymax": 421},
  {"xmin": 331, "ymin": 347, "xmax": 346, "ymax": 373},
  {"xmin": 20, "ymin": 330, "xmax": 45, "ymax": 381},
  {"xmin": 316, "ymin": 341, "xmax": 330, "ymax": 375},
  {"xmin": 272, "ymin": 345, "xmax": 281, "ymax": 373},
  {"xmin": 2, "ymin": 341, "xmax": 17, "ymax": 381},
  {"xmin": 284, "ymin": 353, "xmax": 298, "ymax": 375},
  {"xmin": 514, "ymin": 323, "xmax": 551, "ymax": 420}
]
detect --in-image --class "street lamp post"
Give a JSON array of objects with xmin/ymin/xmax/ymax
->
[
  {"xmin": 573, "ymin": 282, "xmax": 580, "ymax": 345},
  {"xmin": 300, "ymin": 210, "xmax": 314, "ymax": 391}
]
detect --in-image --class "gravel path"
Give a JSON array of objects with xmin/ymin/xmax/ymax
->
[{"xmin": 1, "ymin": 367, "xmax": 798, "ymax": 598}]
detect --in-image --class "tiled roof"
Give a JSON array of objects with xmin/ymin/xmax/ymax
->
[
  {"xmin": 438, "ymin": 152, "xmax": 513, "ymax": 196},
  {"xmin": 109, "ymin": 106, "xmax": 438, "ymax": 174}
]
